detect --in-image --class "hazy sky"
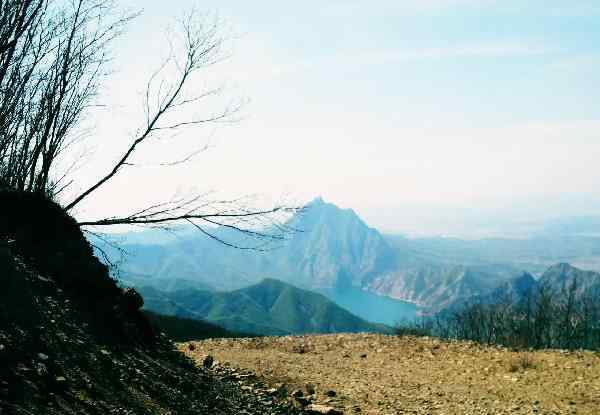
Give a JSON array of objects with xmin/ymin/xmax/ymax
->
[{"xmin": 65, "ymin": 0, "xmax": 600, "ymax": 236}]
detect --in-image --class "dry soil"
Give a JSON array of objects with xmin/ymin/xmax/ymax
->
[{"xmin": 181, "ymin": 334, "xmax": 600, "ymax": 415}]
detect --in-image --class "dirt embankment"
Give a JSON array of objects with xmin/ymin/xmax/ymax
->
[
  {"xmin": 0, "ymin": 191, "xmax": 302, "ymax": 415},
  {"xmin": 182, "ymin": 334, "xmax": 600, "ymax": 415}
]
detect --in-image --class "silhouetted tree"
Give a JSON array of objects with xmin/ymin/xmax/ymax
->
[{"xmin": 0, "ymin": 0, "xmax": 297, "ymax": 248}]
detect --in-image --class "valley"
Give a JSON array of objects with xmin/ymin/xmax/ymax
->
[
  {"xmin": 102, "ymin": 197, "xmax": 600, "ymax": 328},
  {"xmin": 2, "ymin": 2, "xmax": 599, "ymax": 414}
]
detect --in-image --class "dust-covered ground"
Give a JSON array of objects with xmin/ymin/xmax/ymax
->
[{"xmin": 182, "ymin": 334, "xmax": 600, "ymax": 415}]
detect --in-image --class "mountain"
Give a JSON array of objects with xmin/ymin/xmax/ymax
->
[
  {"xmin": 101, "ymin": 197, "xmax": 394, "ymax": 292},
  {"xmin": 442, "ymin": 271, "xmax": 538, "ymax": 312},
  {"xmin": 443, "ymin": 264, "xmax": 600, "ymax": 313},
  {"xmin": 539, "ymin": 263, "xmax": 600, "ymax": 297},
  {"xmin": 97, "ymin": 197, "xmax": 527, "ymax": 318},
  {"xmin": 270, "ymin": 197, "xmax": 395, "ymax": 289},
  {"xmin": 363, "ymin": 263, "xmax": 519, "ymax": 311},
  {"xmin": 137, "ymin": 278, "xmax": 391, "ymax": 336},
  {"xmin": 94, "ymin": 198, "xmax": 600, "ymax": 319},
  {"xmin": 490, "ymin": 272, "xmax": 538, "ymax": 300}
]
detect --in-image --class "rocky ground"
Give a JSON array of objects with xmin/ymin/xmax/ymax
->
[
  {"xmin": 0, "ymin": 190, "xmax": 308, "ymax": 415},
  {"xmin": 182, "ymin": 334, "xmax": 600, "ymax": 415},
  {"xmin": 0, "ymin": 249, "xmax": 305, "ymax": 415}
]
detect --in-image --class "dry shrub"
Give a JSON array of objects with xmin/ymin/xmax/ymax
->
[{"xmin": 507, "ymin": 352, "xmax": 537, "ymax": 372}]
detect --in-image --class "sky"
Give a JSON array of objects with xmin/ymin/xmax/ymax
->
[{"xmin": 63, "ymin": 0, "xmax": 600, "ymax": 237}]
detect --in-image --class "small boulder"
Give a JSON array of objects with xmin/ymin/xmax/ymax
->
[
  {"xmin": 54, "ymin": 376, "xmax": 68, "ymax": 390},
  {"xmin": 295, "ymin": 396, "xmax": 311, "ymax": 407},
  {"xmin": 36, "ymin": 363, "xmax": 48, "ymax": 377},
  {"xmin": 306, "ymin": 404, "xmax": 343, "ymax": 414},
  {"xmin": 203, "ymin": 355, "xmax": 214, "ymax": 369},
  {"xmin": 265, "ymin": 387, "xmax": 278, "ymax": 396}
]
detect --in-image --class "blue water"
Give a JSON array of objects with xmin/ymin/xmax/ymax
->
[{"xmin": 320, "ymin": 287, "xmax": 418, "ymax": 326}]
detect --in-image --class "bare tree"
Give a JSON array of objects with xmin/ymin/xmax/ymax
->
[
  {"xmin": 400, "ymin": 280, "xmax": 600, "ymax": 351},
  {"xmin": 0, "ymin": 1, "xmax": 299, "ymax": 248},
  {"xmin": 0, "ymin": 0, "xmax": 129, "ymax": 195}
]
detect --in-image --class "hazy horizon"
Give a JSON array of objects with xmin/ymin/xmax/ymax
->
[{"xmin": 58, "ymin": 0, "xmax": 600, "ymax": 237}]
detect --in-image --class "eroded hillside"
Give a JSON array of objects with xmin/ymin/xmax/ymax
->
[
  {"xmin": 0, "ymin": 191, "xmax": 300, "ymax": 414},
  {"xmin": 183, "ymin": 334, "xmax": 600, "ymax": 415}
]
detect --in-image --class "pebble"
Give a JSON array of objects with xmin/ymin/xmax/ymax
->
[
  {"xmin": 36, "ymin": 363, "xmax": 48, "ymax": 377},
  {"xmin": 305, "ymin": 404, "xmax": 343, "ymax": 414}
]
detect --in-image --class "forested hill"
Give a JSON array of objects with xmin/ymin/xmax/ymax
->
[{"xmin": 138, "ymin": 278, "xmax": 391, "ymax": 336}]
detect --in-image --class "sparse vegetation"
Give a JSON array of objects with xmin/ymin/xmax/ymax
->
[
  {"xmin": 395, "ymin": 279, "xmax": 600, "ymax": 351},
  {"xmin": 393, "ymin": 318, "xmax": 431, "ymax": 337}
]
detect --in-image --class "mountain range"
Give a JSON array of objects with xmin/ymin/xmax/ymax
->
[
  {"xmin": 445, "ymin": 263, "xmax": 600, "ymax": 312},
  {"xmin": 96, "ymin": 197, "xmax": 600, "ymax": 326}
]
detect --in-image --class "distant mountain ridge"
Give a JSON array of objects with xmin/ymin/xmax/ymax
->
[
  {"xmin": 539, "ymin": 263, "xmax": 600, "ymax": 297},
  {"xmin": 96, "ymin": 197, "xmax": 600, "ymax": 320},
  {"xmin": 137, "ymin": 278, "xmax": 390, "ymax": 336},
  {"xmin": 444, "ymin": 264, "xmax": 600, "ymax": 312}
]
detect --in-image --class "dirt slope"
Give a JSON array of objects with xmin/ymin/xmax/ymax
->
[
  {"xmin": 0, "ymin": 191, "xmax": 301, "ymax": 415},
  {"xmin": 183, "ymin": 334, "xmax": 600, "ymax": 414}
]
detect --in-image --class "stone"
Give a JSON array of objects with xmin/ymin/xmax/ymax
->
[
  {"xmin": 306, "ymin": 404, "xmax": 343, "ymax": 414},
  {"xmin": 36, "ymin": 363, "xmax": 48, "ymax": 377},
  {"xmin": 295, "ymin": 396, "xmax": 311, "ymax": 407},
  {"xmin": 203, "ymin": 355, "xmax": 214, "ymax": 369},
  {"xmin": 37, "ymin": 353, "xmax": 49, "ymax": 361},
  {"xmin": 265, "ymin": 387, "xmax": 278, "ymax": 396},
  {"xmin": 54, "ymin": 376, "xmax": 67, "ymax": 389}
]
